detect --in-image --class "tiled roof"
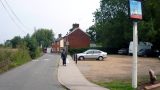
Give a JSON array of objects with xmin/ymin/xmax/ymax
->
[{"xmin": 65, "ymin": 28, "xmax": 90, "ymax": 37}]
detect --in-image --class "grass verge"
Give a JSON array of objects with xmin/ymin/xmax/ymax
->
[
  {"xmin": 95, "ymin": 75, "xmax": 160, "ymax": 90},
  {"xmin": 96, "ymin": 81, "xmax": 134, "ymax": 90}
]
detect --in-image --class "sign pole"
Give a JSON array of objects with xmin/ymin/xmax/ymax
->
[
  {"xmin": 132, "ymin": 21, "xmax": 138, "ymax": 88},
  {"xmin": 129, "ymin": 0, "xmax": 142, "ymax": 88}
]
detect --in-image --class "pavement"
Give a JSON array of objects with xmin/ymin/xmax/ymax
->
[{"xmin": 58, "ymin": 55, "xmax": 109, "ymax": 90}]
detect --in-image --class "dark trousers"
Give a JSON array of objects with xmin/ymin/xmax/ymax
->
[{"xmin": 62, "ymin": 58, "xmax": 66, "ymax": 65}]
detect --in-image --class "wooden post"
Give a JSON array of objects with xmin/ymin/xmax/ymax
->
[{"xmin": 149, "ymin": 69, "xmax": 157, "ymax": 84}]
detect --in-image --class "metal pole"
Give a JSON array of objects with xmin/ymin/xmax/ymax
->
[
  {"xmin": 66, "ymin": 32, "xmax": 68, "ymax": 54},
  {"xmin": 132, "ymin": 22, "xmax": 138, "ymax": 88},
  {"xmin": 75, "ymin": 54, "xmax": 77, "ymax": 64}
]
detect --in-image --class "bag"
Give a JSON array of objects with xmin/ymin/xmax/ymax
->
[{"xmin": 66, "ymin": 58, "xmax": 69, "ymax": 63}]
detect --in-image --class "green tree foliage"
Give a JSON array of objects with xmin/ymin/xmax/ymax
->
[
  {"xmin": 32, "ymin": 29, "xmax": 54, "ymax": 48},
  {"xmin": 1, "ymin": 28, "xmax": 55, "ymax": 72},
  {"xmin": 4, "ymin": 40, "xmax": 12, "ymax": 47},
  {"xmin": 91, "ymin": 0, "xmax": 160, "ymax": 49},
  {"xmin": 23, "ymin": 34, "xmax": 41, "ymax": 59},
  {"xmin": 86, "ymin": 25, "xmax": 96, "ymax": 43},
  {"xmin": 139, "ymin": 0, "xmax": 160, "ymax": 49},
  {"xmin": 10, "ymin": 36, "xmax": 22, "ymax": 48},
  {"xmin": 93, "ymin": 0, "xmax": 132, "ymax": 48},
  {"xmin": 4, "ymin": 28, "xmax": 55, "ymax": 59}
]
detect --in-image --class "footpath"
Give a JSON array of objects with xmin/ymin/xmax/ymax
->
[{"xmin": 58, "ymin": 55, "xmax": 109, "ymax": 90}]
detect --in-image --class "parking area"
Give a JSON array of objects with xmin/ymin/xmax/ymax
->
[{"xmin": 76, "ymin": 55, "xmax": 160, "ymax": 82}]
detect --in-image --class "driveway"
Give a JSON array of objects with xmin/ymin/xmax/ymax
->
[{"xmin": 0, "ymin": 54, "xmax": 66, "ymax": 90}]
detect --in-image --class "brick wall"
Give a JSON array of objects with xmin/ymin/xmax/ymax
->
[{"xmin": 68, "ymin": 29, "xmax": 90, "ymax": 48}]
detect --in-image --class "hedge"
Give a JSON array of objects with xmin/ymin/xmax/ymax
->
[{"xmin": 68, "ymin": 47, "xmax": 119, "ymax": 55}]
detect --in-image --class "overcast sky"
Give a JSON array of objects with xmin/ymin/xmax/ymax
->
[{"xmin": 0, "ymin": 0, "xmax": 100, "ymax": 44}]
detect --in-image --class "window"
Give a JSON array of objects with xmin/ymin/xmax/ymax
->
[
  {"xmin": 86, "ymin": 51, "xmax": 93, "ymax": 54},
  {"xmin": 94, "ymin": 50, "xmax": 101, "ymax": 54}
]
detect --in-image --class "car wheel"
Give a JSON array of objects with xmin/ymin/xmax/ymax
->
[
  {"xmin": 98, "ymin": 56, "xmax": 103, "ymax": 60},
  {"xmin": 79, "ymin": 56, "xmax": 84, "ymax": 60}
]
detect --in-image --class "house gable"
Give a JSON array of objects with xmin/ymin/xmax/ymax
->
[
  {"xmin": 67, "ymin": 28, "xmax": 90, "ymax": 48},
  {"xmin": 52, "ymin": 24, "xmax": 91, "ymax": 52}
]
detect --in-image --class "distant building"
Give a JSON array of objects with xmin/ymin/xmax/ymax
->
[
  {"xmin": 52, "ymin": 24, "xmax": 90, "ymax": 53},
  {"xmin": 52, "ymin": 34, "xmax": 63, "ymax": 53}
]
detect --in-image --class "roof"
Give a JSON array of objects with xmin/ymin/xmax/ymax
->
[
  {"xmin": 54, "ymin": 28, "xmax": 90, "ymax": 42},
  {"xmin": 65, "ymin": 28, "xmax": 90, "ymax": 37},
  {"xmin": 54, "ymin": 37, "xmax": 64, "ymax": 42}
]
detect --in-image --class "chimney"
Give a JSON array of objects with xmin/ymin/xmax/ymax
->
[
  {"xmin": 72, "ymin": 23, "xmax": 79, "ymax": 29},
  {"xmin": 58, "ymin": 34, "xmax": 62, "ymax": 38}
]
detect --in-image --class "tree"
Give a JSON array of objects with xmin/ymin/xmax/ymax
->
[
  {"xmin": 139, "ymin": 0, "xmax": 160, "ymax": 49},
  {"xmin": 23, "ymin": 34, "xmax": 40, "ymax": 59},
  {"xmin": 93, "ymin": 0, "xmax": 132, "ymax": 48},
  {"xmin": 10, "ymin": 36, "xmax": 22, "ymax": 48},
  {"xmin": 92, "ymin": 0, "xmax": 160, "ymax": 50},
  {"xmin": 4, "ymin": 40, "xmax": 12, "ymax": 47},
  {"xmin": 86, "ymin": 25, "xmax": 96, "ymax": 43},
  {"xmin": 32, "ymin": 28, "xmax": 54, "ymax": 48}
]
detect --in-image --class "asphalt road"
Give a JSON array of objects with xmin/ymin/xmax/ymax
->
[{"xmin": 0, "ymin": 54, "xmax": 66, "ymax": 90}]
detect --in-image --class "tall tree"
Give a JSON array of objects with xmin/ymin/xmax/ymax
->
[
  {"xmin": 86, "ymin": 25, "xmax": 96, "ymax": 43},
  {"xmin": 139, "ymin": 0, "xmax": 160, "ymax": 49},
  {"xmin": 93, "ymin": 0, "xmax": 132, "ymax": 48},
  {"xmin": 23, "ymin": 34, "xmax": 41, "ymax": 59},
  {"xmin": 92, "ymin": 0, "xmax": 160, "ymax": 49},
  {"xmin": 32, "ymin": 28, "xmax": 54, "ymax": 48}
]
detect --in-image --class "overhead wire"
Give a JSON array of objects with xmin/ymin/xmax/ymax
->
[
  {"xmin": 0, "ymin": 0, "xmax": 27, "ymax": 34},
  {"xmin": 3, "ymin": 0, "xmax": 31, "ymax": 31}
]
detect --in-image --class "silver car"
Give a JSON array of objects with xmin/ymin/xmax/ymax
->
[{"xmin": 77, "ymin": 49, "xmax": 107, "ymax": 60}]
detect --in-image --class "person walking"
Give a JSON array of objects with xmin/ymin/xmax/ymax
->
[{"xmin": 61, "ymin": 49, "xmax": 67, "ymax": 66}]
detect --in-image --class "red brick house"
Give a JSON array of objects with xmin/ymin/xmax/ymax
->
[
  {"xmin": 65, "ymin": 27, "xmax": 90, "ymax": 48},
  {"xmin": 52, "ymin": 24, "xmax": 90, "ymax": 53},
  {"xmin": 52, "ymin": 34, "xmax": 63, "ymax": 53}
]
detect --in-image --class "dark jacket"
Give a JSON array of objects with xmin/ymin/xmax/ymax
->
[{"xmin": 61, "ymin": 51, "xmax": 67, "ymax": 60}]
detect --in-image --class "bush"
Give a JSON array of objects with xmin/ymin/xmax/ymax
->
[
  {"xmin": 0, "ymin": 48, "xmax": 14, "ymax": 61},
  {"xmin": 0, "ymin": 48, "xmax": 31, "ymax": 73},
  {"xmin": 68, "ymin": 48, "xmax": 89, "ymax": 55},
  {"xmin": 10, "ymin": 48, "xmax": 31, "ymax": 66},
  {"xmin": 29, "ymin": 47, "xmax": 42, "ymax": 59},
  {"xmin": 68, "ymin": 47, "xmax": 119, "ymax": 55}
]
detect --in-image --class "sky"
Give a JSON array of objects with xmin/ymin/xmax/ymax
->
[{"xmin": 0, "ymin": 0, "xmax": 100, "ymax": 44}]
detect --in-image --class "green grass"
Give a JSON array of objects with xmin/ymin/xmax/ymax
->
[
  {"xmin": 95, "ymin": 75, "xmax": 160, "ymax": 90},
  {"xmin": 138, "ymin": 75, "xmax": 160, "ymax": 85},
  {"xmin": 96, "ymin": 81, "xmax": 135, "ymax": 90}
]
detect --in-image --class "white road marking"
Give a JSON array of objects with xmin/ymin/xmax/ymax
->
[
  {"xmin": 32, "ymin": 59, "xmax": 39, "ymax": 61},
  {"xmin": 44, "ymin": 59, "xmax": 49, "ymax": 61}
]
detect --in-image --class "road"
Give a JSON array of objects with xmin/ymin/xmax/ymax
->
[{"xmin": 0, "ymin": 54, "xmax": 66, "ymax": 90}]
